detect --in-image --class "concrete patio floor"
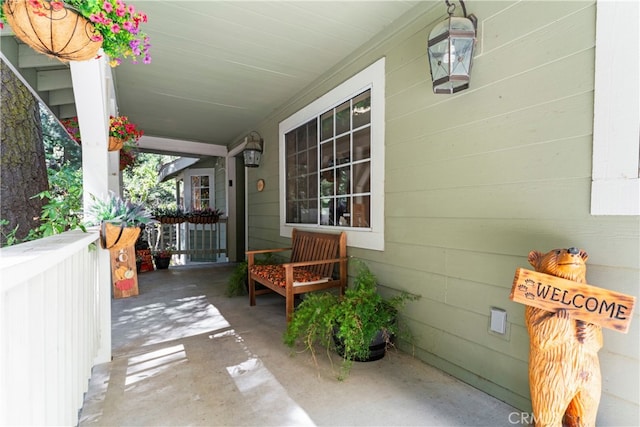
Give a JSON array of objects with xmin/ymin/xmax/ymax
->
[{"xmin": 78, "ymin": 263, "xmax": 520, "ymax": 426}]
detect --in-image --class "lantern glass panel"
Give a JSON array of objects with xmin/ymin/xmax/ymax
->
[{"xmin": 428, "ymin": 16, "xmax": 476, "ymax": 94}]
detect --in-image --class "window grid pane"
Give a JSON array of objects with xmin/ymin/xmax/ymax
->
[
  {"xmin": 286, "ymin": 89, "xmax": 371, "ymax": 228},
  {"xmin": 286, "ymin": 119, "xmax": 317, "ymax": 224}
]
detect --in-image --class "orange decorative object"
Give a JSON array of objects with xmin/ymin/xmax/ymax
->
[
  {"xmin": 108, "ymin": 136, "xmax": 124, "ymax": 152},
  {"xmin": 525, "ymin": 248, "xmax": 602, "ymax": 427},
  {"xmin": 3, "ymin": 0, "xmax": 101, "ymax": 62},
  {"xmin": 111, "ymin": 246, "xmax": 138, "ymax": 298}
]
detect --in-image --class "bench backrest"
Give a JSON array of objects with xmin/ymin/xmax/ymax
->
[{"xmin": 290, "ymin": 229, "xmax": 346, "ymax": 278}]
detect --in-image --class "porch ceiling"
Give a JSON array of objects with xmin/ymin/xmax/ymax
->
[{"xmin": 0, "ymin": 1, "xmax": 421, "ymax": 154}]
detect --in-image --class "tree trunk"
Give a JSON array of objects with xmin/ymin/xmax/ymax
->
[{"xmin": 0, "ymin": 59, "xmax": 48, "ymax": 245}]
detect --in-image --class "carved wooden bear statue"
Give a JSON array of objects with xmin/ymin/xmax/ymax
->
[{"xmin": 526, "ymin": 247, "xmax": 603, "ymax": 427}]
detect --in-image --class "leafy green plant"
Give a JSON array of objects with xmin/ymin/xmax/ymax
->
[
  {"xmin": 225, "ymin": 261, "xmax": 249, "ymax": 297},
  {"xmin": 0, "ymin": 219, "xmax": 20, "ymax": 247},
  {"xmin": 29, "ymin": 166, "xmax": 85, "ymax": 238},
  {"xmin": 225, "ymin": 253, "xmax": 278, "ymax": 297},
  {"xmin": 1, "ymin": 164, "xmax": 84, "ymax": 246},
  {"xmin": 85, "ymin": 192, "xmax": 155, "ymax": 226},
  {"xmin": 284, "ymin": 261, "xmax": 420, "ymax": 380},
  {"xmin": 123, "ymin": 153, "xmax": 177, "ymax": 209}
]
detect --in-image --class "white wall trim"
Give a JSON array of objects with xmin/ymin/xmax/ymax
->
[
  {"xmin": 278, "ymin": 57, "xmax": 386, "ymax": 250},
  {"xmin": 591, "ymin": 0, "xmax": 640, "ymax": 215}
]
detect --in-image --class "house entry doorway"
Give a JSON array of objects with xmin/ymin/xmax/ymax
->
[{"xmin": 183, "ymin": 168, "xmax": 225, "ymax": 262}]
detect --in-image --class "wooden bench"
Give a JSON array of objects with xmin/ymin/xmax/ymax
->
[{"xmin": 247, "ymin": 228, "xmax": 347, "ymax": 323}]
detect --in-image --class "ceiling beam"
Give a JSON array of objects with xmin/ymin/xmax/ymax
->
[
  {"xmin": 138, "ymin": 136, "xmax": 227, "ymax": 158},
  {"xmin": 48, "ymin": 88, "xmax": 75, "ymax": 106},
  {"xmin": 37, "ymin": 69, "xmax": 72, "ymax": 91}
]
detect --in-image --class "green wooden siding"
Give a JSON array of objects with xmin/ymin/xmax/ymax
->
[{"xmin": 245, "ymin": 2, "xmax": 639, "ymax": 424}]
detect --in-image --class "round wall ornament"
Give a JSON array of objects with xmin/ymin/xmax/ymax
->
[{"xmin": 256, "ymin": 179, "xmax": 265, "ymax": 192}]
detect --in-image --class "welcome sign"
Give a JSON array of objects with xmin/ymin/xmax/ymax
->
[{"xmin": 510, "ymin": 268, "xmax": 635, "ymax": 333}]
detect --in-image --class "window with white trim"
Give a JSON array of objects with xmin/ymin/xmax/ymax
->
[
  {"xmin": 279, "ymin": 58, "xmax": 385, "ymax": 250},
  {"xmin": 591, "ymin": 0, "xmax": 639, "ymax": 215}
]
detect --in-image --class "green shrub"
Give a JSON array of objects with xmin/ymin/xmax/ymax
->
[{"xmin": 284, "ymin": 261, "xmax": 419, "ymax": 380}]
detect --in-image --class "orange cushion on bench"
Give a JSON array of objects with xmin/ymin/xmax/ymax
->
[{"xmin": 250, "ymin": 264, "xmax": 323, "ymax": 288}]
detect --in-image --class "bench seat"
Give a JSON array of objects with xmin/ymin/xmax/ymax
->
[{"xmin": 247, "ymin": 228, "xmax": 347, "ymax": 323}]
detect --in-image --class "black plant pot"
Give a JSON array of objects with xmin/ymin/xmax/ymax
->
[
  {"xmin": 154, "ymin": 256, "xmax": 170, "ymax": 270},
  {"xmin": 333, "ymin": 329, "xmax": 388, "ymax": 362}
]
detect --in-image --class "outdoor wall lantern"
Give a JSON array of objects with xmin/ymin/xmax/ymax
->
[
  {"xmin": 243, "ymin": 131, "xmax": 263, "ymax": 168},
  {"xmin": 427, "ymin": 0, "xmax": 477, "ymax": 94}
]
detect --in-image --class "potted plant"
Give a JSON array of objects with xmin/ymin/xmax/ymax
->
[
  {"xmin": 153, "ymin": 247, "xmax": 173, "ymax": 270},
  {"xmin": 85, "ymin": 192, "xmax": 155, "ymax": 251},
  {"xmin": 154, "ymin": 207, "xmax": 187, "ymax": 224},
  {"xmin": 109, "ymin": 115, "xmax": 144, "ymax": 150},
  {"xmin": 61, "ymin": 115, "xmax": 144, "ymax": 152},
  {"xmin": 0, "ymin": 0, "xmax": 151, "ymax": 66},
  {"xmin": 284, "ymin": 261, "xmax": 420, "ymax": 380},
  {"xmin": 188, "ymin": 207, "xmax": 223, "ymax": 224}
]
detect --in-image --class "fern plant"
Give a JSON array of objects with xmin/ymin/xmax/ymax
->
[{"xmin": 284, "ymin": 261, "xmax": 419, "ymax": 380}]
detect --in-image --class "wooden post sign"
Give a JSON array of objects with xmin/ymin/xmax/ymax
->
[
  {"xmin": 110, "ymin": 246, "xmax": 139, "ymax": 299},
  {"xmin": 510, "ymin": 268, "xmax": 635, "ymax": 333}
]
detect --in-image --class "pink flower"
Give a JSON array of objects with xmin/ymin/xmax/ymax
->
[
  {"xmin": 111, "ymin": 24, "xmax": 121, "ymax": 33},
  {"xmin": 90, "ymin": 34, "xmax": 104, "ymax": 42},
  {"xmin": 116, "ymin": 7, "xmax": 126, "ymax": 17},
  {"xmin": 51, "ymin": 1, "xmax": 64, "ymax": 11},
  {"xmin": 89, "ymin": 13, "xmax": 110, "ymax": 25},
  {"xmin": 102, "ymin": 1, "xmax": 113, "ymax": 13},
  {"xmin": 128, "ymin": 4, "xmax": 135, "ymax": 14}
]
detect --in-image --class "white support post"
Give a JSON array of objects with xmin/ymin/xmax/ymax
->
[{"xmin": 70, "ymin": 55, "xmax": 115, "ymax": 364}]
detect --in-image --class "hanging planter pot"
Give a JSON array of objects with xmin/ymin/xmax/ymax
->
[
  {"xmin": 100, "ymin": 221, "xmax": 141, "ymax": 251},
  {"xmin": 2, "ymin": 0, "xmax": 102, "ymax": 62},
  {"xmin": 108, "ymin": 136, "xmax": 124, "ymax": 152}
]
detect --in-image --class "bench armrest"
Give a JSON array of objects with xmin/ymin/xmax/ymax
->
[
  {"xmin": 246, "ymin": 247, "xmax": 291, "ymax": 266},
  {"xmin": 282, "ymin": 257, "xmax": 347, "ymax": 269}
]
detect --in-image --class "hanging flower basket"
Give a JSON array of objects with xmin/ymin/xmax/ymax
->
[
  {"xmin": 158, "ymin": 216, "xmax": 186, "ymax": 224},
  {"xmin": 61, "ymin": 115, "xmax": 143, "ymax": 154},
  {"xmin": 100, "ymin": 221, "xmax": 141, "ymax": 251},
  {"xmin": 2, "ymin": 0, "xmax": 101, "ymax": 62},
  {"xmin": 1, "ymin": 0, "xmax": 151, "ymax": 67},
  {"xmin": 108, "ymin": 136, "xmax": 124, "ymax": 152}
]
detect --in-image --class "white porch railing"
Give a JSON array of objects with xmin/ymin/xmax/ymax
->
[
  {"xmin": 146, "ymin": 217, "xmax": 228, "ymax": 263},
  {"xmin": 0, "ymin": 230, "xmax": 107, "ymax": 426}
]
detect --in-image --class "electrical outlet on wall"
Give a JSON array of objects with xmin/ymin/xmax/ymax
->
[{"xmin": 490, "ymin": 307, "xmax": 507, "ymax": 335}]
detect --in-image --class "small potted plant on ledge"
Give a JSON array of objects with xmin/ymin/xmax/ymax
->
[
  {"xmin": 153, "ymin": 246, "xmax": 173, "ymax": 270},
  {"xmin": 153, "ymin": 207, "xmax": 187, "ymax": 224},
  {"xmin": 284, "ymin": 261, "xmax": 420, "ymax": 380},
  {"xmin": 188, "ymin": 207, "xmax": 223, "ymax": 224},
  {"xmin": 85, "ymin": 192, "xmax": 155, "ymax": 251}
]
